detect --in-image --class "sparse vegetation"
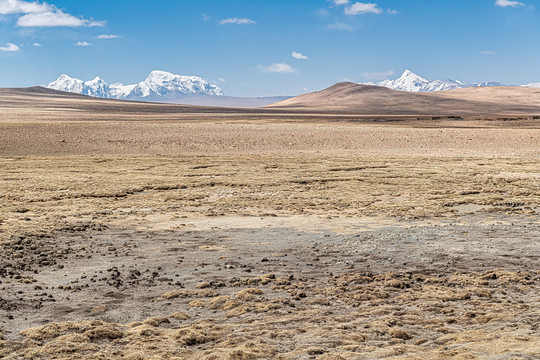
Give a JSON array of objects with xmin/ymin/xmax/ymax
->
[{"xmin": 1, "ymin": 91, "xmax": 539, "ymax": 359}]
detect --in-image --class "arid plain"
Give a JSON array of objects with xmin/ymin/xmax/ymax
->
[{"xmin": 1, "ymin": 87, "xmax": 539, "ymax": 359}]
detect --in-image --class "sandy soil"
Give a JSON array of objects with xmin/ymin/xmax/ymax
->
[{"xmin": 0, "ymin": 91, "xmax": 539, "ymax": 359}]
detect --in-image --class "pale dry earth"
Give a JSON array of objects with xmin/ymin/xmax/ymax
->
[
  {"xmin": 0, "ymin": 89, "xmax": 539, "ymax": 359},
  {"xmin": 2, "ymin": 122, "xmax": 540, "ymax": 157}
]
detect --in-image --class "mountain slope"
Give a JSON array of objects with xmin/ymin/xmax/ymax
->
[
  {"xmin": 47, "ymin": 70, "xmax": 224, "ymax": 101},
  {"xmin": 266, "ymin": 82, "xmax": 540, "ymax": 115}
]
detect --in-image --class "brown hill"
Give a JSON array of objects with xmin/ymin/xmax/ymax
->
[
  {"xmin": 0, "ymin": 87, "xmax": 258, "ymax": 115},
  {"xmin": 3, "ymin": 85, "xmax": 540, "ymax": 118},
  {"xmin": 265, "ymin": 82, "xmax": 540, "ymax": 115}
]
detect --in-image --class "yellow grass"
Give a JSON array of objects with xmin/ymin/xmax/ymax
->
[{"xmin": 1, "ymin": 155, "xmax": 539, "ymax": 243}]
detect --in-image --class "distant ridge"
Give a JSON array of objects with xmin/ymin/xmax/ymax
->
[{"xmin": 266, "ymin": 82, "xmax": 540, "ymax": 115}]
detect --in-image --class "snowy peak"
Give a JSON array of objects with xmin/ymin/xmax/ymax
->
[
  {"xmin": 144, "ymin": 70, "xmax": 178, "ymax": 85},
  {"xmin": 378, "ymin": 70, "xmax": 467, "ymax": 92},
  {"xmin": 48, "ymin": 74, "xmax": 84, "ymax": 94},
  {"xmin": 82, "ymin": 77, "xmax": 111, "ymax": 98},
  {"xmin": 400, "ymin": 69, "xmax": 429, "ymax": 83},
  {"xmin": 132, "ymin": 70, "xmax": 224, "ymax": 99},
  {"xmin": 47, "ymin": 71, "xmax": 224, "ymax": 100},
  {"xmin": 379, "ymin": 70, "xmax": 431, "ymax": 92},
  {"xmin": 374, "ymin": 70, "xmax": 517, "ymax": 92}
]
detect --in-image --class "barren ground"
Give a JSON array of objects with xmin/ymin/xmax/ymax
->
[{"xmin": 0, "ymin": 96, "xmax": 539, "ymax": 359}]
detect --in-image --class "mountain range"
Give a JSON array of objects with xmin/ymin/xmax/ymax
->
[
  {"xmin": 371, "ymin": 70, "xmax": 506, "ymax": 92},
  {"xmin": 47, "ymin": 69, "xmax": 540, "ymax": 106},
  {"xmin": 47, "ymin": 70, "xmax": 224, "ymax": 102}
]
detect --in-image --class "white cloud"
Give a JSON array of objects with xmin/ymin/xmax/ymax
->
[
  {"xmin": 201, "ymin": 13, "xmax": 209, "ymax": 21},
  {"xmin": 0, "ymin": 0, "xmax": 104, "ymax": 27},
  {"xmin": 219, "ymin": 17, "xmax": 256, "ymax": 25},
  {"xmin": 481, "ymin": 50, "xmax": 496, "ymax": 55},
  {"xmin": 292, "ymin": 51, "xmax": 309, "ymax": 60},
  {"xmin": 74, "ymin": 41, "xmax": 91, "ymax": 47},
  {"xmin": 362, "ymin": 70, "xmax": 394, "ymax": 80},
  {"xmin": 260, "ymin": 63, "xmax": 295, "ymax": 74},
  {"xmin": 217, "ymin": 77, "xmax": 226, "ymax": 83},
  {"xmin": 495, "ymin": 0, "xmax": 525, "ymax": 7},
  {"xmin": 325, "ymin": 22, "xmax": 354, "ymax": 31},
  {"xmin": 345, "ymin": 2, "xmax": 383, "ymax": 15},
  {"xmin": 33, "ymin": 42, "xmax": 41, "ymax": 46},
  {"xmin": 18, "ymin": 10, "xmax": 104, "ymax": 27},
  {"xmin": 97, "ymin": 34, "xmax": 120, "ymax": 39},
  {"xmin": 0, "ymin": 0, "xmax": 50, "ymax": 14},
  {"xmin": 332, "ymin": 0, "xmax": 350, "ymax": 4},
  {"xmin": 0, "ymin": 42, "xmax": 19, "ymax": 51}
]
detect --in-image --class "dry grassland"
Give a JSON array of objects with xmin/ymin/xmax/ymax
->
[
  {"xmin": 1, "ymin": 154, "xmax": 539, "ymax": 359},
  {"xmin": 0, "ymin": 90, "xmax": 539, "ymax": 359},
  {"xmin": 1, "ymin": 155, "xmax": 540, "ymax": 241}
]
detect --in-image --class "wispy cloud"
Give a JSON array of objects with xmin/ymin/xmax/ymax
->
[
  {"xmin": 292, "ymin": 51, "xmax": 309, "ymax": 60},
  {"xmin": 260, "ymin": 63, "xmax": 295, "ymax": 74},
  {"xmin": 201, "ymin": 13, "xmax": 210, "ymax": 21},
  {"xmin": 495, "ymin": 0, "xmax": 525, "ymax": 7},
  {"xmin": 0, "ymin": 42, "xmax": 20, "ymax": 52},
  {"xmin": 345, "ymin": 2, "xmax": 383, "ymax": 15},
  {"xmin": 331, "ymin": 1, "xmax": 394, "ymax": 16},
  {"xmin": 74, "ymin": 41, "xmax": 91, "ymax": 47},
  {"xmin": 362, "ymin": 70, "xmax": 394, "ymax": 80},
  {"xmin": 18, "ymin": 11, "xmax": 104, "ymax": 27},
  {"xmin": 219, "ymin": 17, "xmax": 256, "ymax": 25},
  {"xmin": 33, "ymin": 42, "xmax": 41, "ymax": 46},
  {"xmin": 481, "ymin": 50, "xmax": 496, "ymax": 55},
  {"xmin": 0, "ymin": 0, "xmax": 104, "ymax": 27},
  {"xmin": 97, "ymin": 34, "xmax": 121, "ymax": 39},
  {"xmin": 325, "ymin": 22, "xmax": 354, "ymax": 31}
]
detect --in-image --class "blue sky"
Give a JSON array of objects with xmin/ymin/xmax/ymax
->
[{"xmin": 0, "ymin": 0, "xmax": 539, "ymax": 96}]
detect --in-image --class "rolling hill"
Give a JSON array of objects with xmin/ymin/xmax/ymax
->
[{"xmin": 266, "ymin": 82, "xmax": 540, "ymax": 115}]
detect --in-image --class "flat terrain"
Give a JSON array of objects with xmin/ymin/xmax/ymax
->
[{"xmin": 0, "ymin": 89, "xmax": 539, "ymax": 359}]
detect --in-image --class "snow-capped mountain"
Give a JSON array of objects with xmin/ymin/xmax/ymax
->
[
  {"xmin": 378, "ymin": 70, "xmax": 466, "ymax": 92},
  {"xmin": 83, "ymin": 77, "xmax": 111, "ymax": 98},
  {"xmin": 48, "ymin": 74, "xmax": 85, "ymax": 95},
  {"xmin": 375, "ymin": 70, "xmax": 504, "ymax": 92},
  {"xmin": 523, "ymin": 83, "xmax": 540, "ymax": 89},
  {"xmin": 47, "ymin": 70, "xmax": 224, "ymax": 101}
]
